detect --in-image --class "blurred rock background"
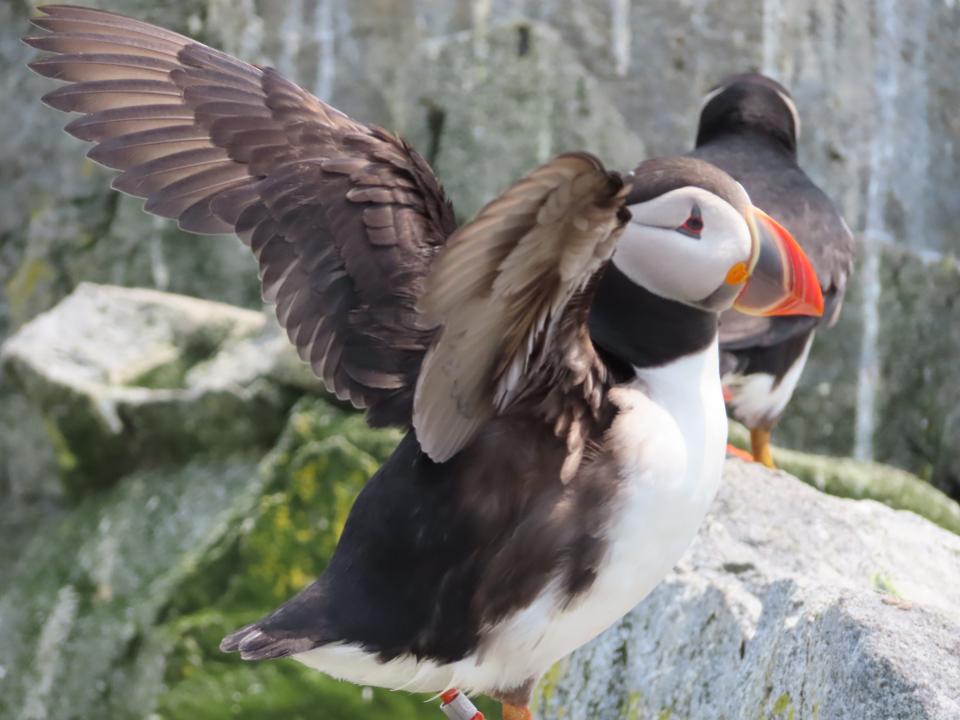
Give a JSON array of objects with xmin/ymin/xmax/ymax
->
[{"xmin": 1, "ymin": 1, "xmax": 959, "ymax": 719}]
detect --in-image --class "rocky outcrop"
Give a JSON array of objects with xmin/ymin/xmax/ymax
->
[
  {"xmin": 0, "ymin": 283, "xmax": 309, "ymax": 495},
  {"xmin": 0, "ymin": 397, "xmax": 438, "ymax": 720},
  {"xmin": 727, "ymin": 422, "xmax": 960, "ymax": 536},
  {"xmin": 536, "ymin": 460, "xmax": 960, "ymax": 720}
]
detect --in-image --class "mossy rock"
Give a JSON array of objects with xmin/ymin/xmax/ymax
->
[
  {"xmin": 144, "ymin": 398, "xmax": 493, "ymax": 720},
  {"xmin": 0, "ymin": 461, "xmax": 261, "ymax": 720},
  {"xmin": 0, "ymin": 284, "xmax": 301, "ymax": 496},
  {"xmin": 728, "ymin": 421, "xmax": 960, "ymax": 535}
]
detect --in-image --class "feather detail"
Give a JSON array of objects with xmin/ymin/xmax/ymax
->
[
  {"xmin": 25, "ymin": 4, "xmax": 457, "ymax": 428},
  {"xmin": 413, "ymin": 153, "xmax": 630, "ymax": 468}
]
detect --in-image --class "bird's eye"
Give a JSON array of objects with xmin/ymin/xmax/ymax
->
[{"xmin": 677, "ymin": 207, "xmax": 704, "ymax": 238}]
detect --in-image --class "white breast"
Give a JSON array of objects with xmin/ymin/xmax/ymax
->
[
  {"xmin": 448, "ymin": 338, "xmax": 728, "ymax": 692},
  {"xmin": 294, "ymin": 339, "xmax": 729, "ymax": 698}
]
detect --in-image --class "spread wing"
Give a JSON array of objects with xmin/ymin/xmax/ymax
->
[
  {"xmin": 25, "ymin": 4, "xmax": 457, "ymax": 427},
  {"xmin": 413, "ymin": 153, "xmax": 630, "ymax": 478}
]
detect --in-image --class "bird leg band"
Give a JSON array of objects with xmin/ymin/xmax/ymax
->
[{"xmin": 440, "ymin": 689, "xmax": 484, "ymax": 720}]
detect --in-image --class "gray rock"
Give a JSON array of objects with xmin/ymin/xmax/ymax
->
[
  {"xmin": 0, "ymin": 460, "xmax": 262, "ymax": 720},
  {"xmin": 873, "ymin": 249, "xmax": 960, "ymax": 498},
  {"xmin": 0, "ymin": 283, "xmax": 311, "ymax": 494},
  {"xmin": 397, "ymin": 19, "xmax": 646, "ymax": 220},
  {"xmin": 536, "ymin": 460, "xmax": 960, "ymax": 720},
  {"xmin": 0, "ymin": 2, "xmax": 261, "ymax": 343},
  {"xmin": 727, "ymin": 421, "xmax": 960, "ymax": 537}
]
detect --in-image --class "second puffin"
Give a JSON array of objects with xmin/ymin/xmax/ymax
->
[{"xmin": 692, "ymin": 73, "xmax": 855, "ymax": 467}]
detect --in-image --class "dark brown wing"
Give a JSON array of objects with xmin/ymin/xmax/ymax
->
[
  {"xmin": 25, "ymin": 4, "xmax": 457, "ymax": 427},
  {"xmin": 413, "ymin": 153, "xmax": 630, "ymax": 478}
]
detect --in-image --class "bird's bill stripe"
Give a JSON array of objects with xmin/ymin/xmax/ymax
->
[{"xmin": 734, "ymin": 207, "xmax": 824, "ymax": 317}]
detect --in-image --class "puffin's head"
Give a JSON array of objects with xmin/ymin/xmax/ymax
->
[
  {"xmin": 613, "ymin": 156, "xmax": 822, "ymax": 318},
  {"xmin": 696, "ymin": 72, "xmax": 800, "ymax": 153}
]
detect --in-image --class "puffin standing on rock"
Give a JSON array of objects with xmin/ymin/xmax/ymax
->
[
  {"xmin": 25, "ymin": 7, "xmax": 824, "ymax": 719},
  {"xmin": 691, "ymin": 73, "xmax": 855, "ymax": 468}
]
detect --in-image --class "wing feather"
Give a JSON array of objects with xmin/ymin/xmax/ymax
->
[
  {"xmin": 413, "ymin": 153, "xmax": 630, "ymax": 470},
  {"xmin": 26, "ymin": 4, "xmax": 457, "ymax": 427}
]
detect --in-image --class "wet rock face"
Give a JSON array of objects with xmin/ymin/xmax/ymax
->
[
  {"xmin": 3, "ymin": 0, "xmax": 959, "ymax": 489},
  {"xmin": 536, "ymin": 460, "xmax": 960, "ymax": 720}
]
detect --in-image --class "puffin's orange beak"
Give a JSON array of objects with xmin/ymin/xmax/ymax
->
[{"xmin": 734, "ymin": 207, "xmax": 824, "ymax": 317}]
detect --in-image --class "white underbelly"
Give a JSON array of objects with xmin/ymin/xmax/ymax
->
[
  {"xmin": 447, "ymin": 341, "xmax": 728, "ymax": 691},
  {"xmin": 724, "ymin": 332, "xmax": 814, "ymax": 428},
  {"xmin": 295, "ymin": 340, "xmax": 728, "ymax": 697},
  {"xmin": 467, "ymin": 375, "xmax": 726, "ymax": 685}
]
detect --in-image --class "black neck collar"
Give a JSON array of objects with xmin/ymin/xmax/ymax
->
[{"xmin": 588, "ymin": 263, "xmax": 718, "ymax": 378}]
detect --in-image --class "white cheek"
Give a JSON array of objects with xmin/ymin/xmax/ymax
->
[
  {"xmin": 614, "ymin": 191, "xmax": 752, "ymax": 305},
  {"xmin": 613, "ymin": 224, "xmax": 723, "ymax": 303}
]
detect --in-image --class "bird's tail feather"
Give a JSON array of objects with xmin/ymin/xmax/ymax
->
[{"xmin": 220, "ymin": 623, "xmax": 314, "ymax": 660}]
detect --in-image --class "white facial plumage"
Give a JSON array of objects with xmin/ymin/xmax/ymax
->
[{"xmin": 612, "ymin": 185, "xmax": 753, "ymax": 307}]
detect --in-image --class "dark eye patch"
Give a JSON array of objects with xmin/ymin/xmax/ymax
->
[{"xmin": 677, "ymin": 205, "xmax": 703, "ymax": 238}]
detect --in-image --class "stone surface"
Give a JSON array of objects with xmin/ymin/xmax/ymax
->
[
  {"xmin": 0, "ymin": 1, "xmax": 260, "ymax": 344},
  {"xmin": 728, "ymin": 422, "xmax": 960, "ymax": 536},
  {"xmin": 0, "ymin": 460, "xmax": 261, "ymax": 720},
  {"xmin": 0, "ymin": 398, "xmax": 478, "ymax": 720},
  {"xmin": 536, "ymin": 460, "xmax": 960, "ymax": 720},
  {"xmin": 777, "ymin": 246, "xmax": 960, "ymax": 499},
  {"xmin": 399, "ymin": 19, "xmax": 646, "ymax": 221},
  {"xmin": 873, "ymin": 249, "xmax": 960, "ymax": 498},
  {"xmin": 0, "ymin": 283, "xmax": 308, "ymax": 495}
]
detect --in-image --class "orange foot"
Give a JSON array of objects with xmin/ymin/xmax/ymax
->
[
  {"xmin": 725, "ymin": 443, "xmax": 754, "ymax": 462},
  {"xmin": 503, "ymin": 705, "xmax": 532, "ymax": 720},
  {"xmin": 749, "ymin": 428, "xmax": 776, "ymax": 469}
]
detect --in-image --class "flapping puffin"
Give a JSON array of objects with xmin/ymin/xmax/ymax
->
[
  {"xmin": 24, "ymin": 8, "xmax": 824, "ymax": 719},
  {"xmin": 691, "ymin": 73, "xmax": 855, "ymax": 467}
]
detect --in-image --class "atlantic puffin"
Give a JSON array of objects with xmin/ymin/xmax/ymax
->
[
  {"xmin": 690, "ymin": 73, "xmax": 855, "ymax": 467},
  {"xmin": 24, "ymin": 8, "xmax": 824, "ymax": 719}
]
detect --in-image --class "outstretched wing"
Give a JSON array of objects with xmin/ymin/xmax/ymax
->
[
  {"xmin": 413, "ymin": 153, "xmax": 630, "ymax": 478},
  {"xmin": 25, "ymin": 4, "xmax": 457, "ymax": 427}
]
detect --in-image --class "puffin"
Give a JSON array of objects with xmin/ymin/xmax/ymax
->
[
  {"xmin": 690, "ymin": 73, "xmax": 855, "ymax": 467},
  {"xmin": 24, "ymin": 8, "xmax": 824, "ymax": 719}
]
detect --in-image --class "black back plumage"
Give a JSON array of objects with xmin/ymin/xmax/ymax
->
[
  {"xmin": 690, "ymin": 74, "xmax": 854, "ymax": 386},
  {"xmin": 224, "ymin": 421, "xmax": 620, "ymax": 664}
]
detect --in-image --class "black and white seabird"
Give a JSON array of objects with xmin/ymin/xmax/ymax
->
[
  {"xmin": 690, "ymin": 73, "xmax": 855, "ymax": 467},
  {"xmin": 25, "ymin": 8, "xmax": 825, "ymax": 719}
]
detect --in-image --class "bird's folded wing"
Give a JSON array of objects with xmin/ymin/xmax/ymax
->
[
  {"xmin": 25, "ymin": 4, "xmax": 457, "ymax": 427},
  {"xmin": 413, "ymin": 153, "xmax": 630, "ymax": 476}
]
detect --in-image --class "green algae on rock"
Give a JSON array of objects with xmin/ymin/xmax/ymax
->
[
  {"xmin": 0, "ymin": 398, "xmax": 496, "ymax": 720},
  {"xmin": 0, "ymin": 462, "xmax": 260, "ymax": 720},
  {"xmin": 727, "ymin": 421, "xmax": 960, "ymax": 536},
  {"xmin": 147, "ymin": 398, "xmax": 496, "ymax": 720},
  {"xmin": 0, "ymin": 284, "xmax": 302, "ymax": 495}
]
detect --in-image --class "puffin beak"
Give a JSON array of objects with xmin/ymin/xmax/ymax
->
[{"xmin": 733, "ymin": 207, "xmax": 824, "ymax": 317}]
